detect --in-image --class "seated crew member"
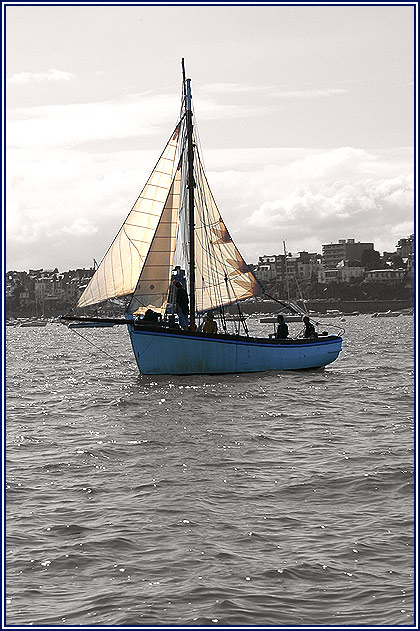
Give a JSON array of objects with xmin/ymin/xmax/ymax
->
[
  {"xmin": 275, "ymin": 314, "xmax": 288, "ymax": 339},
  {"xmin": 200, "ymin": 311, "xmax": 218, "ymax": 334},
  {"xmin": 302, "ymin": 315, "xmax": 317, "ymax": 338}
]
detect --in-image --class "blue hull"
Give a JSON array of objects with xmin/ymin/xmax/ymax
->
[{"xmin": 128, "ymin": 325, "xmax": 342, "ymax": 375}]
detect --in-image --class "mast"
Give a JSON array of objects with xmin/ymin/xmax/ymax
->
[
  {"xmin": 182, "ymin": 58, "xmax": 195, "ymax": 329},
  {"xmin": 283, "ymin": 240, "xmax": 290, "ymax": 302}
]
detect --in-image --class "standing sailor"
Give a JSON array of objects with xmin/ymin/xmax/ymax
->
[{"xmin": 174, "ymin": 281, "xmax": 189, "ymax": 330}]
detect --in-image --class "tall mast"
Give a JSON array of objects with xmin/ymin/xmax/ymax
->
[
  {"xmin": 182, "ymin": 58, "xmax": 195, "ymax": 329},
  {"xmin": 283, "ymin": 240, "xmax": 290, "ymax": 302}
]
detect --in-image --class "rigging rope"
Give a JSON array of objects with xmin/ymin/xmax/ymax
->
[
  {"xmin": 193, "ymin": 149, "xmax": 228, "ymax": 322},
  {"xmin": 259, "ymin": 287, "xmax": 305, "ymax": 315},
  {"xmin": 259, "ymin": 285, "xmax": 345, "ymax": 335},
  {"xmin": 192, "ymin": 144, "xmax": 252, "ymax": 336},
  {"xmin": 69, "ymin": 328, "xmax": 121, "ymax": 362}
]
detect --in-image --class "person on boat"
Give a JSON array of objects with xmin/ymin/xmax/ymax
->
[
  {"xmin": 302, "ymin": 315, "xmax": 317, "ymax": 338},
  {"xmin": 143, "ymin": 309, "xmax": 161, "ymax": 323},
  {"xmin": 200, "ymin": 311, "xmax": 218, "ymax": 334},
  {"xmin": 275, "ymin": 314, "xmax": 288, "ymax": 339},
  {"xmin": 174, "ymin": 280, "xmax": 189, "ymax": 330}
]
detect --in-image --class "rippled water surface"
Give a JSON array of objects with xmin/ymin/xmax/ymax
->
[{"xmin": 5, "ymin": 315, "xmax": 415, "ymax": 627}]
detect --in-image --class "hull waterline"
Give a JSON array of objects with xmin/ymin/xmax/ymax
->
[{"xmin": 128, "ymin": 325, "xmax": 342, "ymax": 375}]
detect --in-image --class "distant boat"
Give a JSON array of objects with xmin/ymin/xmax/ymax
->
[
  {"xmin": 18, "ymin": 319, "xmax": 48, "ymax": 327},
  {"xmin": 260, "ymin": 314, "xmax": 303, "ymax": 323},
  {"xmin": 372, "ymin": 311, "xmax": 401, "ymax": 318},
  {"xmin": 309, "ymin": 309, "xmax": 343, "ymax": 320},
  {"xmin": 61, "ymin": 61, "xmax": 343, "ymax": 375},
  {"xmin": 68, "ymin": 321, "xmax": 115, "ymax": 329},
  {"xmin": 224, "ymin": 315, "xmax": 248, "ymax": 322}
]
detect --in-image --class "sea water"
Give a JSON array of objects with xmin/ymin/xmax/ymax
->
[{"xmin": 5, "ymin": 314, "xmax": 415, "ymax": 627}]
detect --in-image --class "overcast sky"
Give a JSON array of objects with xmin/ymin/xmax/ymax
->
[{"xmin": 5, "ymin": 3, "xmax": 415, "ymax": 271}]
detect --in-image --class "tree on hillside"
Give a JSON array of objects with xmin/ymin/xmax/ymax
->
[
  {"xmin": 361, "ymin": 248, "xmax": 381, "ymax": 270},
  {"xmin": 391, "ymin": 254, "xmax": 404, "ymax": 269}
]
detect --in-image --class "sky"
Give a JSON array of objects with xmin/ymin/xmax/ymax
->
[{"xmin": 4, "ymin": 2, "xmax": 416, "ymax": 271}]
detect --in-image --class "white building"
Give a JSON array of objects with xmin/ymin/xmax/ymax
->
[
  {"xmin": 364, "ymin": 269, "xmax": 406, "ymax": 284},
  {"xmin": 318, "ymin": 266, "xmax": 365, "ymax": 284}
]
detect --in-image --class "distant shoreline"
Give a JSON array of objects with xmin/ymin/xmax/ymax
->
[{"xmin": 229, "ymin": 298, "xmax": 414, "ymax": 315}]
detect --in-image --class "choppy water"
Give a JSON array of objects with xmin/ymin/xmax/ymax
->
[{"xmin": 5, "ymin": 314, "xmax": 415, "ymax": 627}]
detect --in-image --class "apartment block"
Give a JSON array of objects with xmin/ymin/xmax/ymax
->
[{"xmin": 322, "ymin": 239, "xmax": 374, "ymax": 268}]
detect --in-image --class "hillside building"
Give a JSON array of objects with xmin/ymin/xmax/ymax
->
[{"xmin": 322, "ymin": 239, "xmax": 374, "ymax": 268}]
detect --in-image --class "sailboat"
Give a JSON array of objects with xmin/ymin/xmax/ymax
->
[
  {"xmin": 259, "ymin": 242, "xmax": 309, "ymax": 323},
  {"xmin": 62, "ymin": 61, "xmax": 342, "ymax": 375}
]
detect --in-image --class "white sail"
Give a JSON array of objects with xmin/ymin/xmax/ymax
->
[
  {"xmin": 76, "ymin": 126, "xmax": 180, "ymax": 308},
  {"xmin": 127, "ymin": 164, "xmax": 182, "ymax": 315},
  {"xmin": 193, "ymin": 146, "xmax": 260, "ymax": 313}
]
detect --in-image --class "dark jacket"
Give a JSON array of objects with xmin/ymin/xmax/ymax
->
[
  {"xmin": 276, "ymin": 321, "xmax": 289, "ymax": 339},
  {"xmin": 176, "ymin": 286, "xmax": 189, "ymax": 315},
  {"xmin": 303, "ymin": 321, "xmax": 316, "ymax": 337}
]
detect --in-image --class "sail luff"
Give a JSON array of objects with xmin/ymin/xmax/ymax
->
[{"xmin": 76, "ymin": 125, "xmax": 180, "ymax": 309}]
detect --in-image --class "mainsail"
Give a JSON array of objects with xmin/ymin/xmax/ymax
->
[
  {"xmin": 193, "ymin": 145, "xmax": 260, "ymax": 313},
  {"xmin": 76, "ymin": 126, "xmax": 180, "ymax": 308}
]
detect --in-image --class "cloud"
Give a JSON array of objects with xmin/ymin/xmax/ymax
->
[
  {"xmin": 202, "ymin": 146, "xmax": 413, "ymax": 261},
  {"xmin": 201, "ymin": 83, "xmax": 270, "ymax": 94},
  {"xmin": 249, "ymin": 175, "xmax": 413, "ymax": 227},
  {"xmin": 7, "ymin": 96, "xmax": 172, "ymax": 148},
  {"xmin": 243, "ymin": 172, "xmax": 414, "ymax": 258},
  {"xmin": 286, "ymin": 147, "xmax": 376, "ymax": 180},
  {"xmin": 61, "ymin": 218, "xmax": 98, "ymax": 237},
  {"xmin": 201, "ymin": 84, "xmax": 350, "ymax": 99},
  {"xmin": 5, "ymin": 138, "xmax": 414, "ymax": 271},
  {"xmin": 6, "ymin": 92, "xmax": 264, "ymax": 149},
  {"xmin": 9, "ymin": 68, "xmax": 75, "ymax": 84},
  {"xmin": 6, "ymin": 144, "xmax": 166, "ymax": 270},
  {"xmin": 274, "ymin": 88, "xmax": 349, "ymax": 98}
]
